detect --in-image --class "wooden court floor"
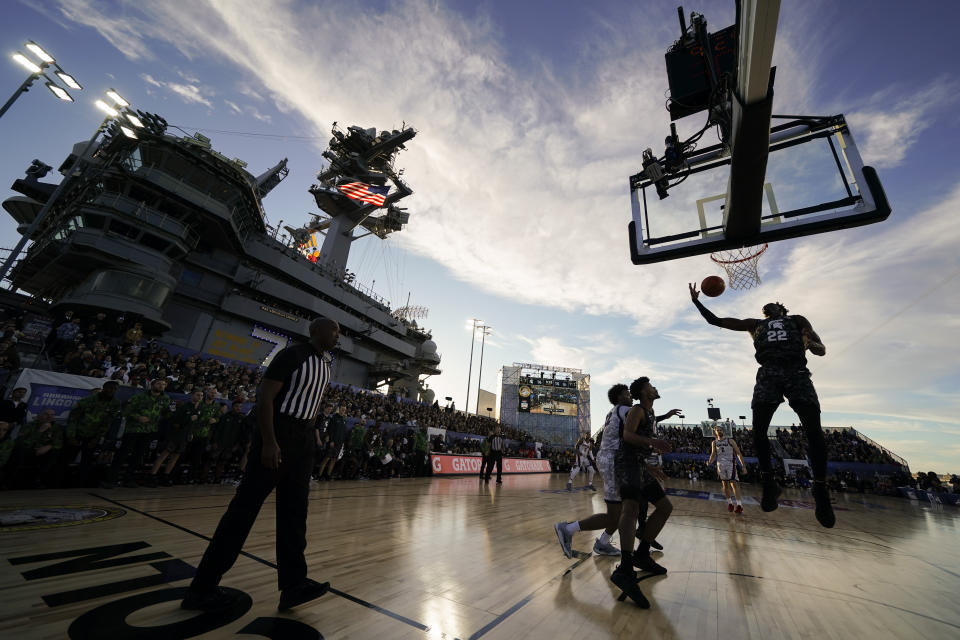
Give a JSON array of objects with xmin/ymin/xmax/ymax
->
[{"xmin": 1, "ymin": 473, "xmax": 958, "ymax": 639}]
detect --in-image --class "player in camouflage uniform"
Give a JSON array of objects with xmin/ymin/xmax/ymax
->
[
  {"xmin": 64, "ymin": 381, "xmax": 122, "ymax": 486},
  {"xmin": 690, "ymin": 283, "xmax": 834, "ymax": 528},
  {"xmin": 107, "ymin": 378, "xmax": 170, "ymax": 488}
]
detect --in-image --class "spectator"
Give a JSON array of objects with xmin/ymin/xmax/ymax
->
[
  {"xmin": 0, "ymin": 420, "xmax": 14, "ymax": 488},
  {"xmin": 123, "ymin": 322, "xmax": 144, "ymax": 348},
  {"xmin": 7, "ymin": 408, "xmax": 62, "ymax": 488},
  {"xmin": 0, "ymin": 387, "xmax": 28, "ymax": 426},
  {"xmin": 62, "ymin": 381, "xmax": 123, "ymax": 486},
  {"xmin": 151, "ymin": 389, "xmax": 202, "ymax": 486},
  {"xmin": 212, "ymin": 400, "xmax": 248, "ymax": 483},
  {"xmin": 0, "ymin": 339, "xmax": 20, "ymax": 370},
  {"xmin": 106, "ymin": 378, "xmax": 170, "ymax": 488}
]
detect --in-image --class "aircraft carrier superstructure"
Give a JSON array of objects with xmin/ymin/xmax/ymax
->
[{"xmin": 2, "ymin": 113, "xmax": 440, "ymax": 399}]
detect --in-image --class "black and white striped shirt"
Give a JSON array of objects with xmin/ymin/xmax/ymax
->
[
  {"xmin": 264, "ymin": 343, "xmax": 331, "ymax": 421},
  {"xmin": 490, "ymin": 435, "xmax": 503, "ymax": 452}
]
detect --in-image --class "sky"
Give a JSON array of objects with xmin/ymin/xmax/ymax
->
[{"xmin": 1, "ymin": 0, "xmax": 958, "ymax": 473}]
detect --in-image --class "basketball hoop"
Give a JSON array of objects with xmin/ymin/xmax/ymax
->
[{"xmin": 710, "ymin": 243, "xmax": 768, "ymax": 290}]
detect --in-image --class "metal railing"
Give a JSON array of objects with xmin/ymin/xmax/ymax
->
[{"xmin": 91, "ymin": 192, "xmax": 200, "ymax": 249}]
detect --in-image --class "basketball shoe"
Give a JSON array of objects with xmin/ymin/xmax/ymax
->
[
  {"xmin": 565, "ymin": 481, "xmax": 572, "ymax": 491},
  {"xmin": 727, "ymin": 502, "xmax": 735, "ymax": 512},
  {"xmin": 610, "ymin": 564, "xmax": 650, "ymax": 608},
  {"xmin": 735, "ymin": 504, "xmax": 743, "ymax": 514},
  {"xmin": 811, "ymin": 481, "xmax": 835, "ymax": 528},
  {"xmin": 554, "ymin": 521, "xmax": 573, "ymax": 558},
  {"xmin": 593, "ymin": 537, "xmax": 621, "ymax": 556},
  {"xmin": 633, "ymin": 551, "xmax": 667, "ymax": 575},
  {"xmin": 760, "ymin": 472, "xmax": 781, "ymax": 512}
]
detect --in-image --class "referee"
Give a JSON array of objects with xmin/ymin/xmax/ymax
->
[
  {"xmin": 182, "ymin": 317, "xmax": 339, "ymax": 612},
  {"xmin": 485, "ymin": 426, "xmax": 504, "ymax": 484}
]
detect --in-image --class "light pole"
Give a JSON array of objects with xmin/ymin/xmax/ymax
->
[
  {"xmin": 475, "ymin": 325, "xmax": 492, "ymax": 414},
  {"xmin": 2, "ymin": 41, "xmax": 82, "ymax": 120},
  {"xmin": 0, "ymin": 89, "xmax": 141, "ymax": 286},
  {"xmin": 464, "ymin": 318, "xmax": 481, "ymax": 413}
]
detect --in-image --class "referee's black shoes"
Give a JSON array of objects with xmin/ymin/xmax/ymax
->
[{"xmin": 278, "ymin": 578, "xmax": 330, "ymax": 611}]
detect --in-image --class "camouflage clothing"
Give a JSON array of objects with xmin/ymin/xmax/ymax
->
[
  {"xmin": 0, "ymin": 436, "xmax": 14, "ymax": 469},
  {"xmin": 414, "ymin": 429, "xmax": 429, "ymax": 454},
  {"xmin": 17, "ymin": 420, "xmax": 64, "ymax": 451},
  {"xmin": 122, "ymin": 392, "xmax": 170, "ymax": 434},
  {"xmin": 194, "ymin": 400, "xmax": 223, "ymax": 439},
  {"xmin": 66, "ymin": 392, "xmax": 123, "ymax": 440},
  {"xmin": 348, "ymin": 424, "xmax": 366, "ymax": 451},
  {"xmin": 751, "ymin": 364, "xmax": 820, "ymax": 410}
]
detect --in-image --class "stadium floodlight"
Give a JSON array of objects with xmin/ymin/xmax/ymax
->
[
  {"xmin": 24, "ymin": 41, "xmax": 55, "ymax": 63},
  {"xmin": 45, "ymin": 82, "xmax": 73, "ymax": 102},
  {"xmin": 12, "ymin": 53, "xmax": 42, "ymax": 74},
  {"xmin": 125, "ymin": 112, "xmax": 144, "ymax": 128},
  {"xmin": 95, "ymin": 99, "xmax": 119, "ymax": 117},
  {"xmin": 3, "ymin": 43, "xmax": 82, "ymax": 120},
  {"xmin": 119, "ymin": 125, "xmax": 138, "ymax": 139},
  {"xmin": 105, "ymin": 89, "xmax": 129, "ymax": 107},
  {"xmin": 55, "ymin": 70, "xmax": 82, "ymax": 90}
]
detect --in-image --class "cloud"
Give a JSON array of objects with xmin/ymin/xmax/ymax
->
[
  {"xmin": 54, "ymin": 0, "xmax": 154, "ymax": 60},
  {"xmin": 847, "ymin": 80, "xmax": 959, "ymax": 169},
  {"xmin": 55, "ymin": 0, "xmax": 960, "ymax": 471},
  {"xmin": 224, "ymin": 99, "xmax": 243, "ymax": 114},
  {"xmin": 139, "ymin": 73, "xmax": 214, "ymax": 108}
]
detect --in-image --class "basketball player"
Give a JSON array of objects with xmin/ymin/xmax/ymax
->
[
  {"xmin": 566, "ymin": 433, "xmax": 597, "ymax": 491},
  {"xmin": 610, "ymin": 377, "xmax": 678, "ymax": 607},
  {"xmin": 706, "ymin": 423, "xmax": 746, "ymax": 513},
  {"xmin": 554, "ymin": 385, "xmax": 629, "ymax": 559},
  {"xmin": 689, "ymin": 283, "xmax": 835, "ymax": 527},
  {"xmin": 181, "ymin": 317, "xmax": 339, "ymax": 612}
]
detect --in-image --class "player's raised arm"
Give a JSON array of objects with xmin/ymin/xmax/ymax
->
[
  {"xmin": 688, "ymin": 283, "xmax": 758, "ymax": 331},
  {"xmin": 796, "ymin": 315, "xmax": 826, "ymax": 356}
]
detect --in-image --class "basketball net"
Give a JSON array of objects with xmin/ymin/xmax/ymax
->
[{"xmin": 710, "ymin": 243, "xmax": 768, "ymax": 290}]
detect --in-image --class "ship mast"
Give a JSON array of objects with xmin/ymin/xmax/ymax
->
[{"xmin": 305, "ymin": 124, "xmax": 416, "ymax": 271}]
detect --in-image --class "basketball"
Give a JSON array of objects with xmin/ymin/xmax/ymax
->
[{"xmin": 701, "ymin": 275, "xmax": 725, "ymax": 297}]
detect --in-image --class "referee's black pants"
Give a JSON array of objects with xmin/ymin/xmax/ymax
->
[
  {"xmin": 486, "ymin": 451, "xmax": 503, "ymax": 481},
  {"xmin": 191, "ymin": 416, "xmax": 316, "ymax": 592}
]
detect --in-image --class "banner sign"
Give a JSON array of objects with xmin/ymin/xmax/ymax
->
[
  {"xmin": 430, "ymin": 454, "xmax": 551, "ymax": 475},
  {"xmin": 25, "ymin": 384, "xmax": 91, "ymax": 422}
]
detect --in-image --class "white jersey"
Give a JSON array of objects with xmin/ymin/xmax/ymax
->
[
  {"xmin": 577, "ymin": 440, "xmax": 594, "ymax": 462},
  {"xmin": 599, "ymin": 405, "xmax": 630, "ymax": 455},
  {"xmin": 714, "ymin": 437, "xmax": 735, "ymax": 465}
]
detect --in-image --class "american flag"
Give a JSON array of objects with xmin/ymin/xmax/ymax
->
[{"xmin": 337, "ymin": 181, "xmax": 390, "ymax": 207}]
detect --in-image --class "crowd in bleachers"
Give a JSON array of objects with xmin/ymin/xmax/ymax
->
[
  {"xmin": 0, "ymin": 304, "xmax": 956, "ymax": 496},
  {"xmin": 775, "ymin": 426, "xmax": 900, "ymax": 465}
]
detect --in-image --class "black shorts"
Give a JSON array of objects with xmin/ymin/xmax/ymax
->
[
  {"xmin": 751, "ymin": 364, "xmax": 820, "ymax": 411},
  {"xmin": 621, "ymin": 478, "xmax": 666, "ymax": 503},
  {"xmin": 615, "ymin": 451, "xmax": 665, "ymax": 503}
]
